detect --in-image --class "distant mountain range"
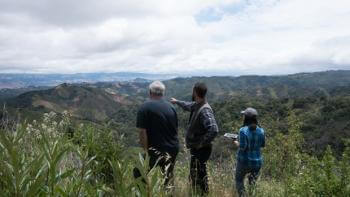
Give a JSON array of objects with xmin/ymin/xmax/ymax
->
[
  {"xmin": 0, "ymin": 72, "xmax": 177, "ymax": 89},
  {"xmin": 163, "ymin": 70, "xmax": 350, "ymax": 100},
  {"xmin": 1, "ymin": 70, "xmax": 350, "ymax": 154},
  {"xmin": 2, "ymin": 70, "xmax": 350, "ymax": 121}
]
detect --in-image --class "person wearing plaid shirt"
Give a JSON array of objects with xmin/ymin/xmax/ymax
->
[
  {"xmin": 172, "ymin": 101, "xmax": 218, "ymax": 149},
  {"xmin": 233, "ymin": 108, "xmax": 265, "ymax": 197},
  {"xmin": 171, "ymin": 82, "xmax": 218, "ymax": 196}
]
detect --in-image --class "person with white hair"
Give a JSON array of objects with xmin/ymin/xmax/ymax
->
[{"xmin": 135, "ymin": 80, "xmax": 179, "ymax": 188}]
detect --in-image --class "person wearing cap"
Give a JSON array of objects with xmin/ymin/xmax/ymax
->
[
  {"xmin": 170, "ymin": 82, "xmax": 218, "ymax": 195},
  {"xmin": 233, "ymin": 107, "xmax": 265, "ymax": 197}
]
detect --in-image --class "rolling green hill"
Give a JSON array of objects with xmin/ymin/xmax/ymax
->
[
  {"xmin": 4, "ymin": 83, "xmax": 130, "ymax": 122},
  {"xmin": 1, "ymin": 70, "xmax": 350, "ymax": 155},
  {"xmin": 163, "ymin": 70, "xmax": 350, "ymax": 100},
  {"xmin": 1, "ymin": 70, "xmax": 350, "ymax": 196}
]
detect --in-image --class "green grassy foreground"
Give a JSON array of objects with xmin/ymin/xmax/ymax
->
[{"xmin": 0, "ymin": 112, "xmax": 349, "ymax": 196}]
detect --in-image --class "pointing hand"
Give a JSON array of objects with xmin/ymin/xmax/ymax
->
[{"xmin": 170, "ymin": 98, "xmax": 178, "ymax": 104}]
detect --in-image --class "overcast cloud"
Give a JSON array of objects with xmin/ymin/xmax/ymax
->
[{"xmin": 0, "ymin": 0, "xmax": 349, "ymax": 75}]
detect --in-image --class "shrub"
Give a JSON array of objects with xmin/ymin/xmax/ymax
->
[{"xmin": 1, "ymin": 112, "xmax": 349, "ymax": 197}]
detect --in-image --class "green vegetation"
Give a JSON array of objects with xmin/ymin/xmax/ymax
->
[
  {"xmin": 0, "ymin": 110, "xmax": 349, "ymax": 196},
  {"xmin": 1, "ymin": 70, "xmax": 350, "ymax": 196},
  {"xmin": 3, "ymin": 71, "xmax": 350, "ymax": 155},
  {"xmin": 0, "ymin": 112, "xmax": 166, "ymax": 196}
]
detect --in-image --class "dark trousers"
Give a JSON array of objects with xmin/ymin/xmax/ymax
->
[
  {"xmin": 133, "ymin": 149, "xmax": 178, "ymax": 187},
  {"xmin": 235, "ymin": 162, "xmax": 261, "ymax": 197},
  {"xmin": 189, "ymin": 145, "xmax": 212, "ymax": 195}
]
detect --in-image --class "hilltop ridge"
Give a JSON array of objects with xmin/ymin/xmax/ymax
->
[{"xmin": 1, "ymin": 70, "xmax": 350, "ymax": 154}]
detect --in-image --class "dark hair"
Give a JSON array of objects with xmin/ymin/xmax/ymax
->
[
  {"xmin": 243, "ymin": 115, "xmax": 258, "ymax": 130},
  {"xmin": 193, "ymin": 82, "xmax": 207, "ymax": 98}
]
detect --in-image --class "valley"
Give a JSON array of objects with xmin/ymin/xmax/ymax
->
[
  {"xmin": 1, "ymin": 70, "xmax": 350, "ymax": 196},
  {"xmin": 1, "ymin": 70, "xmax": 350, "ymax": 155}
]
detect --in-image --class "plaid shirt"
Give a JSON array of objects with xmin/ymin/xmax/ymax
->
[
  {"xmin": 237, "ymin": 126, "xmax": 265, "ymax": 168},
  {"xmin": 175, "ymin": 101, "xmax": 219, "ymax": 148}
]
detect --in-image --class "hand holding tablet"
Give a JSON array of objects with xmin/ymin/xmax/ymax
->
[{"xmin": 224, "ymin": 133, "xmax": 238, "ymax": 140}]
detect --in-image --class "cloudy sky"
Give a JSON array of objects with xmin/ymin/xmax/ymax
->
[{"xmin": 0, "ymin": 0, "xmax": 349, "ymax": 76}]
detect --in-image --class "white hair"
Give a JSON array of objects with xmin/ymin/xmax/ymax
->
[{"xmin": 149, "ymin": 81, "xmax": 166, "ymax": 96}]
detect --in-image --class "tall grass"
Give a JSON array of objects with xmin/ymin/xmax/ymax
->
[
  {"xmin": 0, "ymin": 111, "xmax": 349, "ymax": 196},
  {"xmin": 0, "ymin": 112, "xmax": 166, "ymax": 197}
]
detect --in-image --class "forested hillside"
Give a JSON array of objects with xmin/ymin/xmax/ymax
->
[
  {"xmin": 2, "ymin": 70, "xmax": 349, "ymax": 155},
  {"xmin": 1, "ymin": 70, "xmax": 350, "ymax": 196}
]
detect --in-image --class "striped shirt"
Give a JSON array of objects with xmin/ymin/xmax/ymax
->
[{"xmin": 237, "ymin": 126, "xmax": 265, "ymax": 168}]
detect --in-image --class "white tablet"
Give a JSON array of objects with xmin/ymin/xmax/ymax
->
[{"xmin": 223, "ymin": 133, "xmax": 238, "ymax": 140}]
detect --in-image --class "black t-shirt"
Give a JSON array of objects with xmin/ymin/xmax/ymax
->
[{"xmin": 136, "ymin": 99, "xmax": 179, "ymax": 153}]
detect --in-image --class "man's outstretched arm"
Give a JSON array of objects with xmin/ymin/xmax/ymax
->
[{"xmin": 170, "ymin": 98, "xmax": 195, "ymax": 112}]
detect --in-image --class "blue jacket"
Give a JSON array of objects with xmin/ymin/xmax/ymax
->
[{"xmin": 237, "ymin": 126, "xmax": 265, "ymax": 168}]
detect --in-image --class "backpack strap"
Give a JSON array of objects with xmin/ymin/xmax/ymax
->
[{"xmin": 189, "ymin": 103, "xmax": 211, "ymax": 126}]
